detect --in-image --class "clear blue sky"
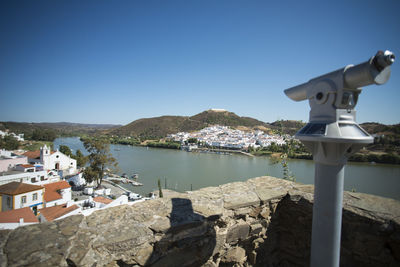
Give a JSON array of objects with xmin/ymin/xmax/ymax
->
[{"xmin": 1, "ymin": 0, "xmax": 399, "ymax": 125}]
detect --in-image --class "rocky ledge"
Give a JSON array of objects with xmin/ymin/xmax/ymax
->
[{"xmin": 0, "ymin": 176, "xmax": 399, "ymax": 267}]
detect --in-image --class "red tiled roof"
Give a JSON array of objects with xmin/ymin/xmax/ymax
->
[
  {"xmin": 20, "ymin": 164, "xmax": 35, "ymax": 168},
  {"xmin": 39, "ymin": 204, "xmax": 79, "ymax": 221},
  {"xmin": 0, "ymin": 182, "xmax": 44, "ymax": 196},
  {"xmin": 23, "ymin": 150, "xmax": 55, "ymax": 159},
  {"xmin": 93, "ymin": 196, "xmax": 113, "ymax": 204},
  {"xmin": 23, "ymin": 150, "xmax": 40, "ymax": 159},
  {"xmin": 0, "ymin": 207, "xmax": 39, "ymax": 223},
  {"xmin": 44, "ymin": 181, "xmax": 71, "ymax": 202}
]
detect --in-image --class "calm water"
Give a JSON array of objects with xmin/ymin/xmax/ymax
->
[{"xmin": 54, "ymin": 137, "xmax": 400, "ymax": 200}]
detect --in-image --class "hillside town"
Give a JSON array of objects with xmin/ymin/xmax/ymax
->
[
  {"xmin": 0, "ymin": 142, "xmax": 147, "ymax": 230},
  {"xmin": 168, "ymin": 125, "xmax": 288, "ymax": 151}
]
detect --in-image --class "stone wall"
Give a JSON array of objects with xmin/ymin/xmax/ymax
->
[{"xmin": 0, "ymin": 176, "xmax": 399, "ymax": 267}]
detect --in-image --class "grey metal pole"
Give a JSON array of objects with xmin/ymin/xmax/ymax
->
[{"xmin": 311, "ymin": 161, "xmax": 345, "ymax": 267}]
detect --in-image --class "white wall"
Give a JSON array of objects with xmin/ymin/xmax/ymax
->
[
  {"xmin": 0, "ymin": 222, "xmax": 37, "ymax": 230},
  {"xmin": 105, "ymin": 195, "xmax": 128, "ymax": 208},
  {"xmin": 13, "ymin": 189, "xmax": 44, "ymax": 210},
  {"xmin": 0, "ymin": 170, "xmax": 59, "ymax": 186},
  {"xmin": 0, "ymin": 157, "xmax": 28, "ymax": 172},
  {"xmin": 45, "ymin": 188, "xmax": 72, "ymax": 207},
  {"xmin": 43, "ymin": 151, "xmax": 76, "ymax": 173}
]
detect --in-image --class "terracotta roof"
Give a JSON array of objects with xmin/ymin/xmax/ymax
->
[
  {"xmin": 19, "ymin": 164, "xmax": 35, "ymax": 168},
  {"xmin": 0, "ymin": 207, "xmax": 39, "ymax": 223},
  {"xmin": 93, "ymin": 196, "xmax": 113, "ymax": 204},
  {"xmin": 23, "ymin": 150, "xmax": 55, "ymax": 159},
  {"xmin": 39, "ymin": 204, "xmax": 79, "ymax": 221},
  {"xmin": 0, "ymin": 182, "xmax": 44, "ymax": 195},
  {"xmin": 44, "ymin": 181, "xmax": 71, "ymax": 202},
  {"xmin": 23, "ymin": 150, "xmax": 40, "ymax": 159}
]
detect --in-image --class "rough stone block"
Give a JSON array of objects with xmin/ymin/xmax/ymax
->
[
  {"xmin": 226, "ymin": 221, "xmax": 250, "ymax": 244},
  {"xmin": 221, "ymin": 247, "xmax": 247, "ymax": 264},
  {"xmin": 220, "ymin": 182, "xmax": 260, "ymax": 209},
  {"xmin": 250, "ymin": 223, "xmax": 263, "ymax": 236}
]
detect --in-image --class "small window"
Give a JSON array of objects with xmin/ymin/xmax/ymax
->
[
  {"xmin": 40, "ymin": 176, "xmax": 45, "ymax": 181},
  {"xmin": 33, "ymin": 193, "xmax": 38, "ymax": 201},
  {"xmin": 21, "ymin": 196, "xmax": 27, "ymax": 204},
  {"xmin": 56, "ymin": 155, "xmax": 59, "ymax": 158},
  {"xmin": 7, "ymin": 197, "xmax": 11, "ymax": 207},
  {"xmin": 31, "ymin": 178, "xmax": 36, "ymax": 183},
  {"xmin": 71, "ymin": 162, "xmax": 73, "ymax": 165}
]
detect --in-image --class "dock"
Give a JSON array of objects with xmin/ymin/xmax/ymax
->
[
  {"xmin": 191, "ymin": 148, "xmax": 255, "ymax": 157},
  {"xmin": 105, "ymin": 174, "xmax": 143, "ymax": 186}
]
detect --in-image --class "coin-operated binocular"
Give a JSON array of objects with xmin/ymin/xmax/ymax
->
[{"xmin": 284, "ymin": 50, "xmax": 395, "ymax": 267}]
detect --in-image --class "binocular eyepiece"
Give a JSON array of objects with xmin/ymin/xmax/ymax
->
[{"xmin": 285, "ymin": 50, "xmax": 395, "ymax": 103}]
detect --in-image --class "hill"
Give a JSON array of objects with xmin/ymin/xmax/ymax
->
[
  {"xmin": 0, "ymin": 121, "xmax": 121, "ymax": 138},
  {"xmin": 359, "ymin": 122, "xmax": 400, "ymax": 154},
  {"xmin": 109, "ymin": 110, "xmax": 270, "ymax": 139},
  {"xmin": 269, "ymin": 120, "xmax": 306, "ymax": 136}
]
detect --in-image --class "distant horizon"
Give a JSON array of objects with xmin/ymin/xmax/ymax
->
[{"xmin": 1, "ymin": 108, "xmax": 399, "ymax": 126}]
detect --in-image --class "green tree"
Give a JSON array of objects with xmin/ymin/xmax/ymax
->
[
  {"xmin": 0, "ymin": 135, "xmax": 20, "ymax": 150},
  {"xmin": 74, "ymin": 149, "xmax": 88, "ymax": 168},
  {"xmin": 31, "ymin": 129, "xmax": 57, "ymax": 141},
  {"xmin": 59, "ymin": 145, "xmax": 72, "ymax": 157},
  {"xmin": 187, "ymin": 138, "xmax": 198, "ymax": 144},
  {"xmin": 83, "ymin": 138, "xmax": 117, "ymax": 187}
]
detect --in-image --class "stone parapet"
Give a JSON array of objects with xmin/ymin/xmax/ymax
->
[{"xmin": 0, "ymin": 176, "xmax": 399, "ymax": 266}]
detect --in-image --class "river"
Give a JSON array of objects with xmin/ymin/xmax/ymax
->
[{"xmin": 54, "ymin": 137, "xmax": 400, "ymax": 200}]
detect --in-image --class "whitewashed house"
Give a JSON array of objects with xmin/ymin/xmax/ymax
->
[
  {"xmin": 38, "ymin": 202, "xmax": 80, "ymax": 222},
  {"xmin": 66, "ymin": 172, "xmax": 89, "ymax": 187},
  {"xmin": 0, "ymin": 207, "xmax": 38, "ymax": 229},
  {"xmin": 0, "ymin": 150, "xmax": 28, "ymax": 172},
  {"xmin": 0, "ymin": 182, "xmax": 44, "ymax": 214},
  {"xmin": 43, "ymin": 181, "xmax": 72, "ymax": 207}
]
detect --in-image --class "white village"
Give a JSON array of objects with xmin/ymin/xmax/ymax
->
[{"xmin": 0, "ymin": 133, "xmax": 149, "ymax": 230}]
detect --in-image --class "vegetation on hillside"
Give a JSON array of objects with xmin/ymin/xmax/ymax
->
[
  {"xmin": 108, "ymin": 110, "xmax": 269, "ymax": 138},
  {"xmin": 0, "ymin": 135, "xmax": 20, "ymax": 150},
  {"xmin": 147, "ymin": 141, "xmax": 181, "ymax": 150},
  {"xmin": 0, "ymin": 121, "xmax": 120, "ymax": 140}
]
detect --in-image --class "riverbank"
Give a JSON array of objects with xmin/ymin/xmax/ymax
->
[
  {"xmin": 191, "ymin": 147, "xmax": 254, "ymax": 157},
  {"xmin": 82, "ymin": 135, "xmax": 400, "ymax": 164}
]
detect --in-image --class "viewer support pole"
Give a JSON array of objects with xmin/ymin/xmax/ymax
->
[
  {"xmin": 311, "ymin": 162, "xmax": 345, "ymax": 267},
  {"xmin": 283, "ymin": 50, "xmax": 394, "ymax": 266}
]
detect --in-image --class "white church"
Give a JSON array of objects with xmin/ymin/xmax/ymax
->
[{"xmin": 24, "ymin": 145, "xmax": 77, "ymax": 176}]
